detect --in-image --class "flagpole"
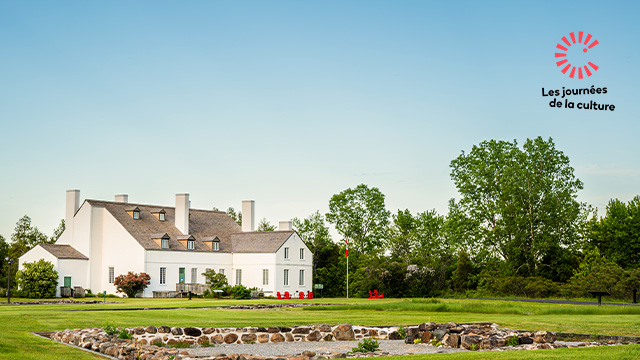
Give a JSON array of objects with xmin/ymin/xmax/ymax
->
[{"xmin": 346, "ymin": 235, "xmax": 349, "ymax": 299}]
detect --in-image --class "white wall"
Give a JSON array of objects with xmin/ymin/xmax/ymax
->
[
  {"xmin": 232, "ymin": 253, "xmax": 276, "ymax": 294},
  {"xmin": 96, "ymin": 207, "xmax": 146, "ymax": 296},
  {"xmin": 274, "ymin": 233, "xmax": 313, "ymax": 296},
  {"xmin": 18, "ymin": 245, "xmax": 88, "ymax": 297},
  {"xmin": 145, "ymin": 250, "xmax": 233, "ymax": 296}
]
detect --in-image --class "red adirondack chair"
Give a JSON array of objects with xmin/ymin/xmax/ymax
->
[
  {"xmin": 373, "ymin": 289, "xmax": 384, "ymax": 299},
  {"xmin": 299, "ymin": 292, "xmax": 305, "ymax": 299},
  {"xmin": 308, "ymin": 291, "xmax": 313, "ymax": 299},
  {"xmin": 284, "ymin": 291, "xmax": 291, "ymax": 299},
  {"xmin": 277, "ymin": 292, "xmax": 282, "ymax": 299},
  {"xmin": 368, "ymin": 290, "xmax": 375, "ymax": 299}
]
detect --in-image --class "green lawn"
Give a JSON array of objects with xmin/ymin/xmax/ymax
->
[{"xmin": 0, "ymin": 297, "xmax": 638, "ymax": 360}]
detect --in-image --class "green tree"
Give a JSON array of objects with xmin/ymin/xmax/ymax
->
[
  {"xmin": 113, "ymin": 272, "xmax": 150, "ymax": 298},
  {"xmin": 588, "ymin": 196, "xmax": 640, "ymax": 269},
  {"xmin": 202, "ymin": 269, "xmax": 228, "ymax": 289},
  {"xmin": 0, "ymin": 235, "xmax": 10, "ymax": 287},
  {"xmin": 257, "ymin": 218, "xmax": 276, "ymax": 231},
  {"xmin": 387, "ymin": 209, "xmax": 416, "ymax": 264},
  {"xmin": 449, "ymin": 137, "xmax": 585, "ymax": 278},
  {"xmin": 326, "ymin": 184, "xmax": 391, "ymax": 254},
  {"xmin": 16, "ymin": 259, "xmax": 58, "ymax": 298},
  {"xmin": 50, "ymin": 219, "xmax": 65, "ymax": 243},
  {"xmin": 8, "ymin": 215, "xmax": 50, "ymax": 285},
  {"xmin": 226, "ymin": 207, "xmax": 242, "ymax": 226}
]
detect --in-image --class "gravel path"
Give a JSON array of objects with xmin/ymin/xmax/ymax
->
[{"xmin": 187, "ymin": 340, "xmax": 465, "ymax": 357}]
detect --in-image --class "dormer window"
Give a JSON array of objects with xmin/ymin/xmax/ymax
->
[
  {"xmin": 151, "ymin": 209, "xmax": 166, "ymax": 221},
  {"xmin": 159, "ymin": 212, "xmax": 165, "ymax": 221},
  {"xmin": 187, "ymin": 239, "xmax": 195, "ymax": 250},
  {"xmin": 161, "ymin": 237, "xmax": 169, "ymax": 249},
  {"xmin": 212, "ymin": 241, "xmax": 219, "ymax": 251},
  {"xmin": 126, "ymin": 207, "xmax": 141, "ymax": 220},
  {"xmin": 152, "ymin": 233, "xmax": 170, "ymax": 249},
  {"xmin": 177, "ymin": 235, "xmax": 195, "ymax": 250}
]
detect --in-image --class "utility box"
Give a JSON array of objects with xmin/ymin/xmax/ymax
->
[
  {"xmin": 60, "ymin": 286, "xmax": 72, "ymax": 297},
  {"xmin": 73, "ymin": 286, "xmax": 85, "ymax": 298}
]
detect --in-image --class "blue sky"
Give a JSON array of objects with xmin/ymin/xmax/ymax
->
[{"xmin": 1, "ymin": 1, "xmax": 638, "ymax": 239}]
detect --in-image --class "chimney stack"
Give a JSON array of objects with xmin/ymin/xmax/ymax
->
[
  {"xmin": 242, "ymin": 200, "xmax": 255, "ymax": 232},
  {"xmin": 175, "ymin": 193, "xmax": 190, "ymax": 235},
  {"xmin": 114, "ymin": 194, "xmax": 128, "ymax": 203},
  {"xmin": 65, "ymin": 190, "xmax": 80, "ymax": 228},
  {"xmin": 279, "ymin": 221, "xmax": 293, "ymax": 231}
]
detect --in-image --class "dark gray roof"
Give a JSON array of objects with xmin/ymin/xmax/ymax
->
[
  {"xmin": 40, "ymin": 244, "xmax": 89, "ymax": 260},
  {"xmin": 86, "ymin": 200, "xmax": 242, "ymax": 252},
  {"xmin": 230, "ymin": 231, "xmax": 294, "ymax": 253}
]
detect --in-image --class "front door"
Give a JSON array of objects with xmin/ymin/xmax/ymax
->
[
  {"xmin": 179, "ymin": 268, "xmax": 185, "ymax": 284},
  {"xmin": 64, "ymin": 276, "xmax": 71, "ymax": 287}
]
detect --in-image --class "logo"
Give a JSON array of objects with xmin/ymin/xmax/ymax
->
[{"xmin": 555, "ymin": 31, "xmax": 599, "ymax": 79}]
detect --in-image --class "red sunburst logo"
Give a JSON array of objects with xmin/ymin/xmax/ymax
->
[{"xmin": 555, "ymin": 31, "xmax": 599, "ymax": 79}]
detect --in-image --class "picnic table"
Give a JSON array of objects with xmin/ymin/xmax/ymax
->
[{"xmin": 588, "ymin": 290, "xmax": 610, "ymax": 306}]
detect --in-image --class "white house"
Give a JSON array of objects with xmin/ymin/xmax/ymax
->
[{"xmin": 19, "ymin": 190, "xmax": 313, "ymax": 298}]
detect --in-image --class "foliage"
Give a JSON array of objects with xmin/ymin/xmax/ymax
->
[
  {"xmin": 452, "ymin": 250, "xmax": 475, "ymax": 291},
  {"xmin": 117, "ymin": 328, "xmax": 133, "ymax": 339},
  {"xmin": 113, "ymin": 272, "xmax": 150, "ymax": 298},
  {"xmin": 568, "ymin": 247, "xmax": 628, "ymax": 299},
  {"xmin": 226, "ymin": 207, "xmax": 242, "ymax": 226},
  {"xmin": 397, "ymin": 325, "xmax": 406, "ymax": 340},
  {"xmin": 103, "ymin": 324, "xmax": 118, "ymax": 336},
  {"xmin": 8, "ymin": 215, "xmax": 52, "ymax": 285},
  {"xmin": 478, "ymin": 272, "xmax": 563, "ymax": 299},
  {"xmin": 16, "ymin": 259, "xmax": 58, "ymax": 298},
  {"xmin": 469, "ymin": 343, "xmax": 479, "ymax": 351},
  {"xmin": 507, "ymin": 335, "xmax": 519, "ymax": 347},
  {"xmin": 201, "ymin": 269, "xmax": 228, "ymax": 290},
  {"xmin": 326, "ymin": 184, "xmax": 391, "ymax": 254},
  {"xmin": 450, "ymin": 137, "xmax": 587, "ymax": 280},
  {"xmin": 257, "ymin": 218, "xmax": 276, "ymax": 231},
  {"xmin": 50, "ymin": 219, "xmax": 65, "ymax": 243},
  {"xmin": 413, "ymin": 337, "xmax": 422, "ymax": 344},
  {"xmin": 223, "ymin": 284, "xmax": 252, "ymax": 299},
  {"xmin": 0, "ymin": 234, "xmax": 9, "ymax": 286},
  {"xmin": 588, "ymin": 196, "xmax": 640, "ymax": 269},
  {"xmin": 430, "ymin": 338, "xmax": 442, "ymax": 346},
  {"xmin": 351, "ymin": 338, "xmax": 380, "ymax": 353}
]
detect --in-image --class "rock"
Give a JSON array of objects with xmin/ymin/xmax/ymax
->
[
  {"xmin": 315, "ymin": 324, "xmax": 332, "ymax": 332},
  {"xmin": 184, "ymin": 327, "xmax": 202, "ymax": 337},
  {"xmin": 420, "ymin": 331, "xmax": 432, "ymax": 343},
  {"xmin": 268, "ymin": 327, "xmax": 281, "ymax": 333},
  {"xmin": 448, "ymin": 326, "xmax": 464, "ymax": 333},
  {"xmin": 270, "ymin": 333, "xmax": 285, "ymax": 343},
  {"xmin": 303, "ymin": 351, "xmax": 316, "ymax": 357},
  {"xmin": 306, "ymin": 330, "xmax": 322, "ymax": 341},
  {"xmin": 533, "ymin": 331, "xmax": 557, "ymax": 344},
  {"xmin": 171, "ymin": 327, "xmax": 183, "ymax": 336},
  {"xmin": 332, "ymin": 324, "xmax": 355, "ymax": 341},
  {"xmin": 258, "ymin": 334, "xmax": 269, "ymax": 343},
  {"xmin": 418, "ymin": 322, "xmax": 437, "ymax": 331},
  {"xmin": 285, "ymin": 333, "xmax": 295, "ymax": 342},
  {"xmin": 137, "ymin": 339, "xmax": 148, "ymax": 345},
  {"xmin": 405, "ymin": 328, "xmax": 420, "ymax": 343},
  {"xmin": 212, "ymin": 334, "xmax": 224, "ymax": 344},
  {"xmin": 145, "ymin": 326, "xmax": 157, "ymax": 334},
  {"xmin": 292, "ymin": 327, "xmax": 310, "ymax": 334},
  {"xmin": 323, "ymin": 334, "xmax": 334, "ymax": 341},
  {"xmin": 134, "ymin": 327, "xmax": 146, "ymax": 335},
  {"xmin": 224, "ymin": 333, "xmax": 239, "ymax": 344},
  {"xmin": 167, "ymin": 339, "xmax": 179, "ymax": 345},
  {"xmin": 443, "ymin": 322, "xmax": 458, "ymax": 329},
  {"xmin": 256, "ymin": 327, "xmax": 269, "ymax": 333},
  {"xmin": 198, "ymin": 336, "xmax": 211, "ymax": 344},
  {"xmin": 433, "ymin": 329, "xmax": 448, "ymax": 340},
  {"xmin": 368, "ymin": 329, "xmax": 378, "ymax": 337},
  {"xmin": 157, "ymin": 326, "xmax": 171, "ymax": 333},
  {"xmin": 480, "ymin": 336, "xmax": 506, "ymax": 349},
  {"xmin": 445, "ymin": 333, "xmax": 460, "ymax": 348},
  {"xmin": 241, "ymin": 333, "xmax": 257, "ymax": 343},
  {"xmin": 329, "ymin": 353, "xmax": 346, "ymax": 359},
  {"xmin": 388, "ymin": 331, "xmax": 402, "ymax": 340},
  {"xmin": 279, "ymin": 327, "xmax": 293, "ymax": 332},
  {"xmin": 519, "ymin": 336, "xmax": 534, "ymax": 345},
  {"xmin": 203, "ymin": 327, "xmax": 215, "ymax": 334},
  {"xmin": 460, "ymin": 335, "xmax": 483, "ymax": 350}
]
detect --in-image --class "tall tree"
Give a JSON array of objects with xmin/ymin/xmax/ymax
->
[
  {"xmin": 589, "ymin": 196, "xmax": 640, "ymax": 269},
  {"xmin": 387, "ymin": 209, "xmax": 416, "ymax": 264},
  {"xmin": 326, "ymin": 184, "xmax": 391, "ymax": 254},
  {"xmin": 226, "ymin": 207, "xmax": 242, "ymax": 226},
  {"xmin": 50, "ymin": 219, "xmax": 65, "ymax": 243},
  {"xmin": 257, "ymin": 218, "xmax": 276, "ymax": 232},
  {"xmin": 293, "ymin": 211, "xmax": 334, "ymax": 279},
  {"xmin": 0, "ymin": 235, "xmax": 9, "ymax": 286},
  {"xmin": 449, "ymin": 137, "xmax": 585, "ymax": 278}
]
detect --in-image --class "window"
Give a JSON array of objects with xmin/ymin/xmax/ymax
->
[
  {"xmin": 263, "ymin": 269, "xmax": 269, "ymax": 285},
  {"xmin": 108, "ymin": 267, "xmax": 114, "ymax": 284},
  {"xmin": 191, "ymin": 268, "xmax": 197, "ymax": 283},
  {"xmin": 284, "ymin": 269, "xmax": 289, "ymax": 286},
  {"xmin": 299, "ymin": 269, "xmax": 305, "ymax": 286},
  {"xmin": 284, "ymin": 247, "xmax": 289, "ymax": 259},
  {"xmin": 133, "ymin": 210, "xmax": 140, "ymax": 220},
  {"xmin": 161, "ymin": 238, "xmax": 169, "ymax": 249},
  {"xmin": 236, "ymin": 269, "xmax": 242, "ymax": 285},
  {"xmin": 160, "ymin": 267, "xmax": 166, "ymax": 285},
  {"xmin": 187, "ymin": 240, "xmax": 195, "ymax": 250},
  {"xmin": 159, "ymin": 212, "xmax": 165, "ymax": 221},
  {"xmin": 212, "ymin": 241, "xmax": 219, "ymax": 251},
  {"xmin": 300, "ymin": 248, "xmax": 304, "ymax": 260},
  {"xmin": 219, "ymin": 268, "xmax": 225, "ymax": 275}
]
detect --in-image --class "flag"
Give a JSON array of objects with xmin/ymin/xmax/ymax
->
[{"xmin": 346, "ymin": 235, "xmax": 349, "ymax": 257}]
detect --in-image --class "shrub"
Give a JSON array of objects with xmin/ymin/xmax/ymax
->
[
  {"xmin": 202, "ymin": 269, "xmax": 228, "ymax": 290},
  {"xmin": 397, "ymin": 325, "xmax": 406, "ymax": 339},
  {"xmin": 507, "ymin": 335, "xmax": 519, "ymax": 347},
  {"xmin": 224, "ymin": 284, "xmax": 252, "ymax": 299},
  {"xmin": 114, "ymin": 271, "xmax": 150, "ymax": 298},
  {"xmin": 103, "ymin": 324, "xmax": 118, "ymax": 336},
  {"xmin": 16, "ymin": 259, "xmax": 58, "ymax": 298},
  {"xmin": 117, "ymin": 328, "xmax": 133, "ymax": 340},
  {"xmin": 413, "ymin": 338, "xmax": 422, "ymax": 344},
  {"xmin": 351, "ymin": 338, "xmax": 380, "ymax": 353}
]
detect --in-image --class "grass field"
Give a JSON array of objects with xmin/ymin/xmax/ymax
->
[{"xmin": 0, "ymin": 297, "xmax": 638, "ymax": 360}]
